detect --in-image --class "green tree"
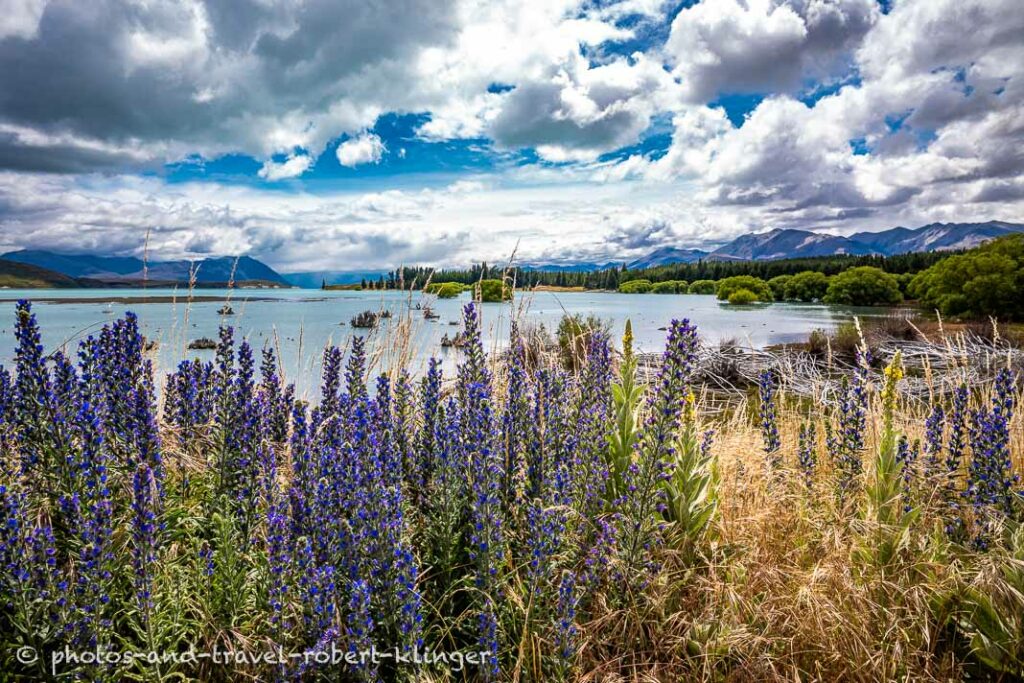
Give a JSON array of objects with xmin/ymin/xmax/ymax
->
[
  {"xmin": 651, "ymin": 280, "xmax": 685, "ymax": 294},
  {"xmin": 434, "ymin": 283, "xmax": 464, "ymax": 299},
  {"xmin": 767, "ymin": 275, "xmax": 792, "ymax": 300},
  {"xmin": 784, "ymin": 271, "xmax": 830, "ymax": 302},
  {"xmin": 909, "ymin": 234, "xmax": 1024, "ymax": 319},
  {"xmin": 727, "ymin": 288, "xmax": 759, "ymax": 305},
  {"xmin": 716, "ymin": 275, "xmax": 773, "ymax": 302},
  {"xmin": 823, "ymin": 266, "xmax": 902, "ymax": 306},
  {"xmin": 477, "ymin": 278, "xmax": 512, "ymax": 302},
  {"xmin": 618, "ymin": 279, "xmax": 653, "ymax": 293},
  {"xmin": 688, "ymin": 279, "xmax": 716, "ymax": 295}
]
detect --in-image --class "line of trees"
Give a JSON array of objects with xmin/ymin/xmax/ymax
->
[{"xmin": 344, "ymin": 251, "xmax": 957, "ymax": 292}]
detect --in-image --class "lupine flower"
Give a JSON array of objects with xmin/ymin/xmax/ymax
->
[
  {"xmin": 577, "ymin": 516, "xmax": 618, "ymax": 599},
  {"xmin": 198, "ymin": 542, "xmax": 214, "ymax": 578},
  {"xmin": 266, "ymin": 501, "xmax": 291, "ymax": 636},
  {"xmin": 13, "ymin": 301, "xmax": 54, "ymax": 475},
  {"xmin": 73, "ymin": 398, "xmax": 114, "ymax": 649},
  {"xmin": 966, "ymin": 370, "xmax": 1018, "ymax": 524},
  {"xmin": 797, "ymin": 422, "xmax": 817, "ymax": 489},
  {"xmin": 345, "ymin": 336, "xmax": 368, "ymax": 403},
  {"xmin": 131, "ymin": 462, "xmax": 159, "ymax": 615},
  {"xmin": 758, "ymin": 369, "xmax": 781, "ymax": 467},
  {"xmin": 827, "ymin": 352, "xmax": 870, "ymax": 498},
  {"xmin": 574, "ymin": 332, "xmax": 613, "ymax": 517},
  {"xmin": 553, "ymin": 572, "xmax": 578, "ymax": 667},
  {"xmin": 345, "ymin": 578, "xmax": 375, "ymax": 677},
  {"xmin": 501, "ymin": 328, "xmax": 531, "ymax": 512},
  {"xmin": 895, "ymin": 436, "xmax": 920, "ymax": 513},
  {"xmin": 946, "ymin": 384, "xmax": 968, "ymax": 476},
  {"xmin": 944, "ymin": 383, "xmax": 970, "ymax": 540},
  {"xmin": 923, "ymin": 403, "xmax": 945, "ymax": 474},
  {"xmin": 620, "ymin": 319, "xmax": 698, "ymax": 581},
  {"xmin": 457, "ymin": 304, "xmax": 505, "ymax": 678},
  {"xmin": 414, "ymin": 358, "xmax": 443, "ymax": 497}
]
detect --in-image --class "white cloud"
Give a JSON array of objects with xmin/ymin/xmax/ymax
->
[
  {"xmin": 0, "ymin": 0, "xmax": 48, "ymax": 40},
  {"xmin": 335, "ymin": 133, "xmax": 386, "ymax": 167},
  {"xmin": 665, "ymin": 0, "xmax": 878, "ymax": 101},
  {"xmin": 1, "ymin": 0, "xmax": 1023, "ymax": 266},
  {"xmin": 257, "ymin": 154, "xmax": 313, "ymax": 181}
]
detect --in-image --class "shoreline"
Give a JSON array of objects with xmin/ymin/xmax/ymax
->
[{"xmin": 0, "ymin": 295, "xmax": 280, "ymax": 305}]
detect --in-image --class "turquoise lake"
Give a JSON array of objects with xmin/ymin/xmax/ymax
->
[{"xmin": 0, "ymin": 288, "xmax": 888, "ymax": 397}]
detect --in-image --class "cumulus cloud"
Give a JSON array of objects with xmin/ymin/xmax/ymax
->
[
  {"xmin": 258, "ymin": 154, "xmax": 313, "ymax": 180},
  {"xmin": 0, "ymin": 0, "xmax": 458, "ymax": 171},
  {"xmin": 336, "ymin": 133, "xmax": 386, "ymax": 167},
  {"xmin": 600, "ymin": 0, "xmax": 1024, "ymax": 235},
  {"xmin": 487, "ymin": 53, "xmax": 680, "ymax": 161},
  {"xmin": 0, "ymin": 0, "xmax": 48, "ymax": 39},
  {"xmin": 1, "ymin": 0, "xmax": 1023, "ymax": 266},
  {"xmin": 665, "ymin": 0, "xmax": 878, "ymax": 101}
]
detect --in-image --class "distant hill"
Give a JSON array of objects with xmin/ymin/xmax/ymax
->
[
  {"xmin": 0, "ymin": 260, "xmax": 80, "ymax": 288},
  {"xmin": 626, "ymin": 247, "xmax": 708, "ymax": 269},
  {"xmin": 283, "ymin": 270, "xmax": 388, "ymax": 288},
  {"xmin": 626, "ymin": 221, "xmax": 1024, "ymax": 267},
  {"xmin": 1, "ymin": 251, "xmax": 290, "ymax": 286}
]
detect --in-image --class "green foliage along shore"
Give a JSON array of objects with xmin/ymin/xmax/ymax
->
[
  {"xmin": 716, "ymin": 275, "xmax": 774, "ymax": 302},
  {"xmin": 823, "ymin": 266, "xmax": 903, "ymax": 306},
  {"xmin": 339, "ymin": 237, "xmax": 1022, "ymax": 319},
  {"xmin": 910, "ymin": 234, "xmax": 1024, "ymax": 320}
]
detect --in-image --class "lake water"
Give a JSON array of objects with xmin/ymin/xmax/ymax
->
[{"xmin": 0, "ymin": 288, "xmax": 887, "ymax": 397}]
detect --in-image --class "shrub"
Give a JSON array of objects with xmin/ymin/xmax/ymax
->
[
  {"xmin": 425, "ymin": 282, "xmax": 465, "ymax": 295},
  {"xmin": 896, "ymin": 272, "xmax": 915, "ymax": 297},
  {"xmin": 477, "ymin": 278, "xmax": 512, "ymax": 302},
  {"xmin": 717, "ymin": 276, "xmax": 772, "ymax": 302},
  {"xmin": 651, "ymin": 280, "xmax": 686, "ymax": 294},
  {"xmin": 823, "ymin": 266, "xmax": 902, "ymax": 306},
  {"xmin": 768, "ymin": 275, "xmax": 792, "ymax": 301},
  {"xmin": 909, "ymin": 234, "xmax": 1024, "ymax": 320},
  {"xmin": 618, "ymin": 279, "xmax": 653, "ymax": 294},
  {"xmin": 434, "ymin": 282, "xmax": 464, "ymax": 299},
  {"xmin": 688, "ymin": 279, "xmax": 717, "ymax": 295},
  {"xmin": 784, "ymin": 271, "xmax": 830, "ymax": 302},
  {"xmin": 727, "ymin": 288, "xmax": 759, "ymax": 305}
]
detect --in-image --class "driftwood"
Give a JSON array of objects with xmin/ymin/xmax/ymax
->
[{"xmin": 636, "ymin": 335, "xmax": 1023, "ymax": 404}]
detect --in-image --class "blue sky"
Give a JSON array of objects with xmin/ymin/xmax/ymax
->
[{"xmin": 0, "ymin": 0, "xmax": 1021, "ymax": 272}]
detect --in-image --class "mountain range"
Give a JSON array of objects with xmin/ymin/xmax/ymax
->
[
  {"xmin": 2, "ymin": 221, "xmax": 1021, "ymax": 289},
  {"xmin": 0, "ymin": 251, "xmax": 291, "ymax": 286},
  {"xmin": 623, "ymin": 221, "xmax": 1024, "ymax": 269}
]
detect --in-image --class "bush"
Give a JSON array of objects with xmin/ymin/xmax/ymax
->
[
  {"xmin": 895, "ymin": 272, "xmax": 915, "ymax": 297},
  {"xmin": 688, "ymin": 279, "xmax": 717, "ymax": 295},
  {"xmin": 716, "ymin": 275, "xmax": 773, "ymax": 302},
  {"xmin": 768, "ymin": 275, "xmax": 792, "ymax": 301},
  {"xmin": 727, "ymin": 288, "xmax": 759, "ymax": 305},
  {"xmin": 425, "ymin": 282, "xmax": 465, "ymax": 295},
  {"xmin": 909, "ymin": 234, "xmax": 1024, "ymax": 320},
  {"xmin": 784, "ymin": 271, "xmax": 830, "ymax": 302},
  {"xmin": 477, "ymin": 278, "xmax": 512, "ymax": 302},
  {"xmin": 618, "ymin": 279, "xmax": 653, "ymax": 294},
  {"xmin": 823, "ymin": 266, "xmax": 902, "ymax": 306},
  {"xmin": 434, "ymin": 283, "xmax": 464, "ymax": 299},
  {"xmin": 651, "ymin": 280, "xmax": 686, "ymax": 294}
]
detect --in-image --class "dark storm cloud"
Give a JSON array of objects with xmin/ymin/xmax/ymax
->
[{"xmin": 0, "ymin": 0, "xmax": 459, "ymax": 172}]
